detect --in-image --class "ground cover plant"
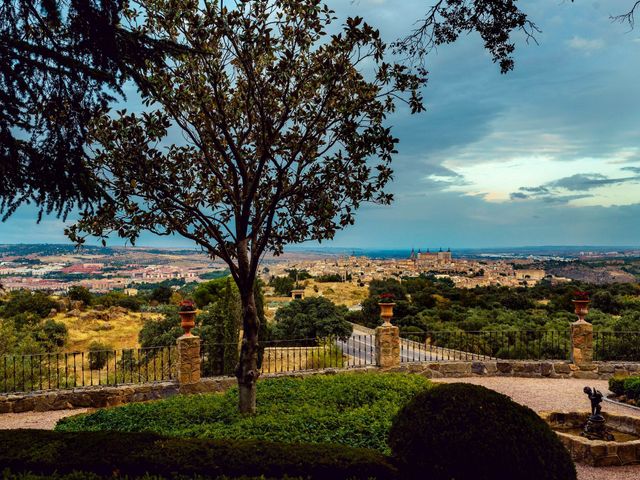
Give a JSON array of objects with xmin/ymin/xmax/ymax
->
[{"xmin": 56, "ymin": 373, "xmax": 430, "ymax": 454}]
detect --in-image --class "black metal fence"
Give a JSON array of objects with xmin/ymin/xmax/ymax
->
[
  {"xmin": 1, "ymin": 346, "xmax": 176, "ymax": 395},
  {"xmin": 594, "ymin": 331, "xmax": 640, "ymax": 361},
  {"xmin": 201, "ymin": 334, "xmax": 376, "ymax": 377},
  {"xmin": 400, "ymin": 330, "xmax": 571, "ymax": 362}
]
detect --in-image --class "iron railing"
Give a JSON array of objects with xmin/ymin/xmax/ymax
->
[
  {"xmin": 400, "ymin": 330, "xmax": 571, "ymax": 362},
  {"xmin": 201, "ymin": 334, "xmax": 376, "ymax": 377},
  {"xmin": 594, "ymin": 331, "xmax": 640, "ymax": 361},
  {"xmin": 1, "ymin": 346, "xmax": 176, "ymax": 395}
]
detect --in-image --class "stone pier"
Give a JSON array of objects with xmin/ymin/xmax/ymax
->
[
  {"xmin": 375, "ymin": 325, "xmax": 400, "ymax": 368},
  {"xmin": 177, "ymin": 335, "xmax": 201, "ymax": 386},
  {"xmin": 571, "ymin": 320, "xmax": 593, "ymax": 369}
]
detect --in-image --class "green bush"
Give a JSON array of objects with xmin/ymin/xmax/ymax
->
[
  {"xmin": 0, "ymin": 430, "xmax": 395, "ymax": 480},
  {"xmin": 388, "ymin": 383, "xmax": 576, "ymax": 480},
  {"xmin": 624, "ymin": 376, "xmax": 640, "ymax": 400},
  {"xmin": 57, "ymin": 373, "xmax": 430, "ymax": 454},
  {"xmin": 609, "ymin": 375, "xmax": 627, "ymax": 396},
  {"xmin": 87, "ymin": 341, "xmax": 113, "ymax": 370}
]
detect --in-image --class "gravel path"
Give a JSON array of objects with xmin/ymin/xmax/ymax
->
[
  {"xmin": 436, "ymin": 377, "xmax": 640, "ymax": 480},
  {"xmin": 0, "ymin": 408, "xmax": 89, "ymax": 430}
]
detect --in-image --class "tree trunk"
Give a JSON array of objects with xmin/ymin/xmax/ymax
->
[{"xmin": 236, "ymin": 286, "xmax": 260, "ymax": 414}]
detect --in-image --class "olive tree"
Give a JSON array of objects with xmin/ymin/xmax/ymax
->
[{"xmin": 67, "ymin": 0, "xmax": 425, "ymax": 413}]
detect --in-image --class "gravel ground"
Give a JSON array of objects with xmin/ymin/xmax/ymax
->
[
  {"xmin": 436, "ymin": 377, "xmax": 640, "ymax": 480},
  {"xmin": 0, "ymin": 408, "xmax": 88, "ymax": 430},
  {"xmin": 1, "ymin": 376, "xmax": 639, "ymax": 479}
]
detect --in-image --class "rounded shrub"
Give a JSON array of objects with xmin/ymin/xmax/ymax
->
[
  {"xmin": 623, "ymin": 376, "xmax": 640, "ymax": 400},
  {"xmin": 388, "ymin": 383, "xmax": 576, "ymax": 480},
  {"xmin": 609, "ymin": 375, "xmax": 627, "ymax": 396}
]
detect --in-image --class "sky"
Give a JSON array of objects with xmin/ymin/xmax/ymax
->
[{"xmin": 1, "ymin": 0, "xmax": 640, "ymax": 249}]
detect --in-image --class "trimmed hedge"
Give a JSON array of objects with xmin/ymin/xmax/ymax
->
[
  {"xmin": 623, "ymin": 376, "xmax": 640, "ymax": 400},
  {"xmin": 57, "ymin": 373, "xmax": 430, "ymax": 454},
  {"xmin": 609, "ymin": 375, "xmax": 626, "ymax": 396},
  {"xmin": 388, "ymin": 383, "xmax": 576, "ymax": 480},
  {"xmin": 0, "ymin": 430, "xmax": 397, "ymax": 480}
]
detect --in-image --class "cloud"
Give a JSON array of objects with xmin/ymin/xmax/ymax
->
[
  {"xmin": 567, "ymin": 36, "xmax": 604, "ymax": 52},
  {"xmin": 510, "ymin": 172, "xmax": 640, "ymax": 204},
  {"xmin": 548, "ymin": 173, "xmax": 640, "ymax": 191}
]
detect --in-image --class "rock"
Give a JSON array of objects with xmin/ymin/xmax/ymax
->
[
  {"xmin": 66, "ymin": 309, "xmax": 82, "ymax": 318},
  {"xmin": 573, "ymin": 370, "xmax": 599, "ymax": 380},
  {"xmin": 48, "ymin": 308, "xmax": 58, "ymax": 318},
  {"xmin": 471, "ymin": 361, "xmax": 488, "ymax": 375},
  {"xmin": 596, "ymin": 363, "xmax": 615, "ymax": 374},
  {"xmin": 554, "ymin": 363, "xmax": 572, "ymax": 374},
  {"xmin": 420, "ymin": 369, "xmax": 444, "ymax": 379},
  {"xmin": 496, "ymin": 361, "xmax": 513, "ymax": 374},
  {"xmin": 70, "ymin": 300, "xmax": 85, "ymax": 311},
  {"xmin": 540, "ymin": 362, "xmax": 553, "ymax": 377}
]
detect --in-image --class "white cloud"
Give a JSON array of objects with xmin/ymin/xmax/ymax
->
[{"xmin": 567, "ymin": 36, "xmax": 604, "ymax": 52}]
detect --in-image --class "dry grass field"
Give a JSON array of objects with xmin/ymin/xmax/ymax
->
[
  {"xmin": 264, "ymin": 280, "xmax": 367, "ymax": 320},
  {"xmin": 55, "ymin": 309, "xmax": 161, "ymax": 352}
]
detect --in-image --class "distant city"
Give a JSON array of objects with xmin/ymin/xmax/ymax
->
[{"xmin": 2, "ymin": 243, "xmax": 639, "ymax": 294}]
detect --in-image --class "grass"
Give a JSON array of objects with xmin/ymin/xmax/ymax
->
[
  {"xmin": 56, "ymin": 372, "xmax": 431, "ymax": 454},
  {"xmin": 56, "ymin": 310, "xmax": 160, "ymax": 352}
]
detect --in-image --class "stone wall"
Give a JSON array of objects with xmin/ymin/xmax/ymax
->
[
  {"xmin": 3, "ymin": 356, "xmax": 640, "ymax": 414},
  {"xmin": 383, "ymin": 360, "xmax": 640, "ymax": 380},
  {"xmin": 0, "ymin": 367, "xmax": 376, "ymax": 414}
]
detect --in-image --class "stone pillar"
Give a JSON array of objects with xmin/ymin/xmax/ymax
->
[
  {"xmin": 375, "ymin": 325, "xmax": 400, "ymax": 368},
  {"xmin": 177, "ymin": 335, "xmax": 201, "ymax": 385},
  {"xmin": 571, "ymin": 320, "xmax": 593, "ymax": 369}
]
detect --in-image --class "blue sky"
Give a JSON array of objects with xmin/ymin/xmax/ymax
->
[{"xmin": 2, "ymin": 0, "xmax": 639, "ymax": 249}]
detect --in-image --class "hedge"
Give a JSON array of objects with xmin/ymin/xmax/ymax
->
[
  {"xmin": 608, "ymin": 376, "xmax": 626, "ymax": 396},
  {"xmin": 388, "ymin": 383, "xmax": 576, "ymax": 480},
  {"xmin": 57, "ymin": 373, "xmax": 431, "ymax": 454},
  {"xmin": 623, "ymin": 376, "xmax": 640, "ymax": 400},
  {"xmin": 0, "ymin": 430, "xmax": 397, "ymax": 480}
]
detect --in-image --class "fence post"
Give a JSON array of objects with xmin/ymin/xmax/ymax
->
[
  {"xmin": 177, "ymin": 335, "xmax": 201, "ymax": 386},
  {"xmin": 570, "ymin": 320, "xmax": 593, "ymax": 368},
  {"xmin": 375, "ymin": 325, "xmax": 400, "ymax": 368}
]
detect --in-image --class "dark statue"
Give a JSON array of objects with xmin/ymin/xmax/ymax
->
[
  {"xmin": 583, "ymin": 386, "xmax": 603, "ymax": 417},
  {"xmin": 582, "ymin": 386, "xmax": 614, "ymax": 441}
]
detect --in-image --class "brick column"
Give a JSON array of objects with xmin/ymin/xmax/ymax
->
[
  {"xmin": 571, "ymin": 320, "xmax": 593, "ymax": 368},
  {"xmin": 375, "ymin": 325, "xmax": 400, "ymax": 368},
  {"xmin": 177, "ymin": 335, "xmax": 201, "ymax": 385}
]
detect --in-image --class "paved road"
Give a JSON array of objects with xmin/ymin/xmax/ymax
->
[{"xmin": 340, "ymin": 325, "xmax": 494, "ymax": 365}]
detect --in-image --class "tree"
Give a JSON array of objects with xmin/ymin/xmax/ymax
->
[
  {"xmin": 66, "ymin": 0, "xmax": 425, "ymax": 413},
  {"xmin": 396, "ymin": 1, "xmax": 638, "ymax": 73},
  {"xmin": 272, "ymin": 297, "xmax": 352, "ymax": 342},
  {"xmin": 270, "ymin": 276, "xmax": 296, "ymax": 297},
  {"xmin": 0, "ymin": 0, "xmax": 189, "ymax": 221},
  {"xmin": 150, "ymin": 285, "xmax": 174, "ymax": 304},
  {"xmin": 68, "ymin": 286, "xmax": 93, "ymax": 305}
]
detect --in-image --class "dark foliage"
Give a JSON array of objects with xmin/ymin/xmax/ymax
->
[
  {"xmin": 67, "ymin": 286, "xmax": 93, "ymax": 305},
  {"xmin": 388, "ymin": 383, "xmax": 576, "ymax": 480},
  {"xmin": 608, "ymin": 376, "xmax": 626, "ymax": 396},
  {"xmin": 149, "ymin": 285, "xmax": 173, "ymax": 304},
  {"xmin": 0, "ymin": 0, "xmax": 184, "ymax": 220},
  {"xmin": 0, "ymin": 429, "xmax": 397, "ymax": 480},
  {"xmin": 272, "ymin": 297, "xmax": 352, "ymax": 341},
  {"xmin": 269, "ymin": 276, "xmax": 296, "ymax": 297}
]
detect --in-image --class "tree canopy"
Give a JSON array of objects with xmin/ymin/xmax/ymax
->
[
  {"xmin": 0, "ymin": 0, "xmax": 183, "ymax": 220},
  {"xmin": 65, "ymin": 0, "xmax": 425, "ymax": 413}
]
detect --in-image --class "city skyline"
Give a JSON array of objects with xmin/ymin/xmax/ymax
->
[{"xmin": 1, "ymin": 0, "xmax": 639, "ymax": 248}]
